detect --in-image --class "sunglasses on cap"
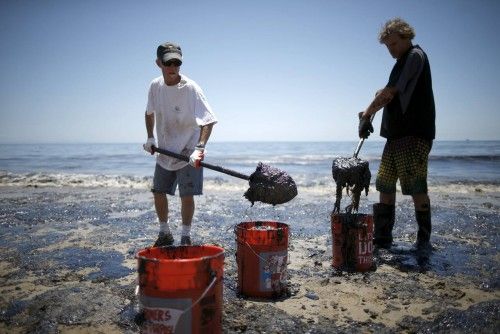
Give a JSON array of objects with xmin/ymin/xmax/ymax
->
[{"xmin": 162, "ymin": 59, "xmax": 182, "ymax": 67}]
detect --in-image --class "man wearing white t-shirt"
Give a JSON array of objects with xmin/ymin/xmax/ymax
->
[{"xmin": 143, "ymin": 42, "xmax": 217, "ymax": 246}]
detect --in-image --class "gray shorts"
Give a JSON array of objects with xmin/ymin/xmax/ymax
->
[{"xmin": 152, "ymin": 164, "xmax": 203, "ymax": 196}]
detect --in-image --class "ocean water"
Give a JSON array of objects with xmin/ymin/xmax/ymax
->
[{"xmin": 0, "ymin": 141, "xmax": 499, "ymax": 191}]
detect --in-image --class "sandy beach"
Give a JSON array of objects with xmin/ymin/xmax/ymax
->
[{"xmin": 0, "ymin": 180, "xmax": 499, "ymax": 333}]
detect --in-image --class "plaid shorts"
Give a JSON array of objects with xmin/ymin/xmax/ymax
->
[
  {"xmin": 152, "ymin": 163, "xmax": 203, "ymax": 196},
  {"xmin": 375, "ymin": 137, "xmax": 432, "ymax": 195}
]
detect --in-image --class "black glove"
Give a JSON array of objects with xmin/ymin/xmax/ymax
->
[{"xmin": 358, "ymin": 115, "xmax": 374, "ymax": 139}]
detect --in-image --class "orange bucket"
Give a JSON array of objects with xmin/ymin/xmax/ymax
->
[
  {"xmin": 331, "ymin": 213, "xmax": 374, "ymax": 272},
  {"xmin": 136, "ymin": 245, "xmax": 224, "ymax": 334},
  {"xmin": 234, "ymin": 221, "xmax": 289, "ymax": 298}
]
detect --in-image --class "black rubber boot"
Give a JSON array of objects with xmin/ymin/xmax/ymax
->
[
  {"xmin": 373, "ymin": 203, "xmax": 395, "ymax": 249},
  {"xmin": 415, "ymin": 209, "xmax": 432, "ymax": 251}
]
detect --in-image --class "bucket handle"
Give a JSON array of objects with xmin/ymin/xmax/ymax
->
[
  {"xmin": 183, "ymin": 269, "xmax": 217, "ymax": 314},
  {"xmin": 241, "ymin": 241, "xmax": 289, "ymax": 268},
  {"xmin": 135, "ymin": 269, "xmax": 217, "ymax": 314},
  {"xmin": 238, "ymin": 241, "xmax": 288, "ymax": 293},
  {"xmin": 243, "ymin": 241, "xmax": 268, "ymax": 263}
]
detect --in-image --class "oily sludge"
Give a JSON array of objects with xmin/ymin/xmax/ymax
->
[
  {"xmin": 244, "ymin": 162, "xmax": 298, "ymax": 206},
  {"xmin": 331, "ymin": 157, "xmax": 371, "ymax": 213}
]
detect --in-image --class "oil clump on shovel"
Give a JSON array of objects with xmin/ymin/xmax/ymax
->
[{"xmin": 244, "ymin": 162, "xmax": 298, "ymax": 206}]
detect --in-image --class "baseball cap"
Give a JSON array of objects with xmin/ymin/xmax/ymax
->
[{"xmin": 157, "ymin": 42, "xmax": 182, "ymax": 63}]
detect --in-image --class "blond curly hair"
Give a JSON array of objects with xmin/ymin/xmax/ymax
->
[{"xmin": 378, "ymin": 18, "xmax": 415, "ymax": 43}]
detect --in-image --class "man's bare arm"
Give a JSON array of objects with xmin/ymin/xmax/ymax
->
[
  {"xmin": 197, "ymin": 123, "xmax": 215, "ymax": 147},
  {"xmin": 362, "ymin": 87, "xmax": 398, "ymax": 119},
  {"xmin": 145, "ymin": 112, "xmax": 155, "ymax": 138}
]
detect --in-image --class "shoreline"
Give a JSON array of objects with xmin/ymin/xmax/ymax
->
[{"xmin": 0, "ymin": 184, "xmax": 499, "ymax": 333}]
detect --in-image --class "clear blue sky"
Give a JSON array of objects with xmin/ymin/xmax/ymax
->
[{"xmin": 1, "ymin": 0, "xmax": 499, "ymax": 143}]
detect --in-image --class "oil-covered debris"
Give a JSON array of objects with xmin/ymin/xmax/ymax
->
[
  {"xmin": 244, "ymin": 162, "xmax": 298, "ymax": 206},
  {"xmin": 332, "ymin": 157, "xmax": 371, "ymax": 213},
  {"xmin": 1, "ymin": 184, "xmax": 499, "ymax": 333}
]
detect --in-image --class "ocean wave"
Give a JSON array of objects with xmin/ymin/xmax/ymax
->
[
  {"xmin": 0, "ymin": 171, "xmax": 151, "ymax": 189},
  {"xmin": 1, "ymin": 169, "xmax": 499, "ymax": 196},
  {"xmin": 429, "ymin": 182, "xmax": 500, "ymax": 194},
  {"xmin": 0, "ymin": 171, "xmax": 255, "ymax": 191}
]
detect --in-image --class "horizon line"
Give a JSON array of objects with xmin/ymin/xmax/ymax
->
[{"xmin": 0, "ymin": 139, "xmax": 499, "ymax": 145}]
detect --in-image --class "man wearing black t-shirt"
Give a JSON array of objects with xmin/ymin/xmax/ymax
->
[{"xmin": 358, "ymin": 18, "xmax": 436, "ymax": 254}]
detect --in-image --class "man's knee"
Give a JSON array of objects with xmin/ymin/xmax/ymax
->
[
  {"xmin": 380, "ymin": 192, "xmax": 396, "ymax": 205},
  {"xmin": 180, "ymin": 195, "xmax": 194, "ymax": 207},
  {"xmin": 153, "ymin": 192, "xmax": 167, "ymax": 202},
  {"xmin": 181, "ymin": 195, "xmax": 194, "ymax": 201}
]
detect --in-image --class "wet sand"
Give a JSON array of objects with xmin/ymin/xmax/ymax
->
[{"xmin": 0, "ymin": 181, "xmax": 499, "ymax": 333}]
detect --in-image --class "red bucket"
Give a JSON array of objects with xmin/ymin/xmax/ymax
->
[
  {"xmin": 331, "ymin": 213, "xmax": 374, "ymax": 272},
  {"xmin": 234, "ymin": 221, "xmax": 289, "ymax": 298},
  {"xmin": 136, "ymin": 245, "xmax": 224, "ymax": 334}
]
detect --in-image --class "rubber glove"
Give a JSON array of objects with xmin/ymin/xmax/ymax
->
[
  {"xmin": 143, "ymin": 137, "xmax": 156, "ymax": 154},
  {"xmin": 358, "ymin": 112, "xmax": 374, "ymax": 139},
  {"xmin": 189, "ymin": 146, "xmax": 205, "ymax": 168}
]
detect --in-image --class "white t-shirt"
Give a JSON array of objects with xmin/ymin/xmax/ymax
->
[{"xmin": 146, "ymin": 74, "xmax": 217, "ymax": 170}]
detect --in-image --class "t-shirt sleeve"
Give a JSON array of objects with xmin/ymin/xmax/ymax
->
[
  {"xmin": 146, "ymin": 82, "xmax": 155, "ymax": 115},
  {"xmin": 193, "ymin": 85, "xmax": 217, "ymax": 126},
  {"xmin": 395, "ymin": 49, "xmax": 425, "ymax": 113}
]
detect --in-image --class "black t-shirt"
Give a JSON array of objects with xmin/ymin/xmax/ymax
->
[{"xmin": 381, "ymin": 45, "xmax": 436, "ymax": 140}]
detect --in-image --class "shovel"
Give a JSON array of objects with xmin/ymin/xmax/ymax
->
[{"xmin": 151, "ymin": 146, "xmax": 297, "ymax": 206}]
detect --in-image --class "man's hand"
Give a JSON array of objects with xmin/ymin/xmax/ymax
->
[
  {"xmin": 189, "ymin": 146, "xmax": 205, "ymax": 168},
  {"xmin": 358, "ymin": 112, "xmax": 374, "ymax": 139},
  {"xmin": 143, "ymin": 137, "xmax": 156, "ymax": 154}
]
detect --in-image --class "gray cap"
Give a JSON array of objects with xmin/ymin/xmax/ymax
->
[{"xmin": 157, "ymin": 42, "xmax": 182, "ymax": 63}]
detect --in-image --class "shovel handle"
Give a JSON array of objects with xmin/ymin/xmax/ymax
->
[
  {"xmin": 353, "ymin": 138, "xmax": 365, "ymax": 158},
  {"xmin": 152, "ymin": 146, "xmax": 250, "ymax": 181}
]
